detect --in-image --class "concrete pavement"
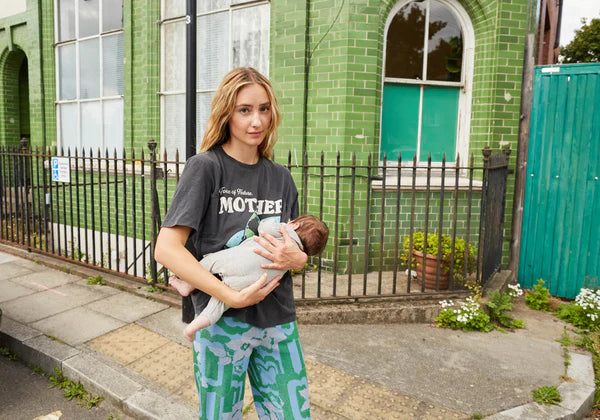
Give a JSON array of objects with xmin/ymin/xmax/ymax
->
[{"xmin": 0, "ymin": 245, "xmax": 595, "ymax": 419}]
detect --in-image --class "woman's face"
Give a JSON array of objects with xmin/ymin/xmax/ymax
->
[{"xmin": 228, "ymin": 83, "xmax": 272, "ymax": 152}]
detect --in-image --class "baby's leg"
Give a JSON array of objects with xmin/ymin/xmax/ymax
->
[
  {"xmin": 168, "ymin": 275, "xmax": 195, "ymax": 296},
  {"xmin": 183, "ymin": 315, "xmax": 210, "ymax": 342}
]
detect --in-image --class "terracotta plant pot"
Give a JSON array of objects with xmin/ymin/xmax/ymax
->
[{"xmin": 412, "ymin": 250, "xmax": 450, "ymax": 290}]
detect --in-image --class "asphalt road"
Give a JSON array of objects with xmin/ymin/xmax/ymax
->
[{"xmin": 0, "ymin": 353, "xmax": 131, "ymax": 420}]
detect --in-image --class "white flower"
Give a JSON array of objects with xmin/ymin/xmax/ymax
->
[{"xmin": 508, "ymin": 283, "xmax": 523, "ymax": 297}]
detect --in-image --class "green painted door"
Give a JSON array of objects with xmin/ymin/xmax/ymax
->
[{"xmin": 519, "ymin": 63, "xmax": 600, "ymax": 298}]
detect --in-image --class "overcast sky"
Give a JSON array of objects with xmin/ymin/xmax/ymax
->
[{"xmin": 559, "ymin": 0, "xmax": 600, "ymax": 46}]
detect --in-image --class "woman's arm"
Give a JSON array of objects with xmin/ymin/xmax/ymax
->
[
  {"xmin": 253, "ymin": 224, "xmax": 308, "ymax": 271},
  {"xmin": 154, "ymin": 226, "xmax": 280, "ymax": 308}
]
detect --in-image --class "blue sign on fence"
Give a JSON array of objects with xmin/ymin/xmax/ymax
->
[{"xmin": 51, "ymin": 157, "xmax": 70, "ymax": 183}]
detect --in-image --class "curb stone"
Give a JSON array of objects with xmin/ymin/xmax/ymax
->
[
  {"xmin": 485, "ymin": 351, "xmax": 595, "ymax": 419},
  {"xmin": 0, "ymin": 316, "xmax": 196, "ymax": 419}
]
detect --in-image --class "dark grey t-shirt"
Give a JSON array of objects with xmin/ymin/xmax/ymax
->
[{"xmin": 162, "ymin": 147, "xmax": 299, "ymax": 328}]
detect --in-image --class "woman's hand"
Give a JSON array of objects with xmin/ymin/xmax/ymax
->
[
  {"xmin": 228, "ymin": 274, "xmax": 282, "ymax": 308},
  {"xmin": 253, "ymin": 224, "xmax": 308, "ymax": 271}
]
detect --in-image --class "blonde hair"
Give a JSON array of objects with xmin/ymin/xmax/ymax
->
[{"xmin": 200, "ymin": 67, "xmax": 280, "ymax": 159}]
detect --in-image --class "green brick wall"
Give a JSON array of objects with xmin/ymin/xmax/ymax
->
[
  {"xmin": 127, "ymin": 0, "xmax": 161, "ymax": 149},
  {"xmin": 271, "ymin": 0, "xmax": 527, "ymax": 269},
  {"xmin": 0, "ymin": 1, "xmax": 45, "ymax": 148},
  {"xmin": 1, "ymin": 0, "xmax": 528, "ymax": 276}
]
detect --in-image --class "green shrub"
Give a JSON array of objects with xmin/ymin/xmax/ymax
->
[
  {"xmin": 556, "ymin": 288, "xmax": 600, "ymax": 330},
  {"xmin": 401, "ymin": 231, "xmax": 477, "ymax": 279},
  {"xmin": 525, "ymin": 279, "xmax": 551, "ymax": 311},
  {"xmin": 485, "ymin": 290, "xmax": 525, "ymax": 330}
]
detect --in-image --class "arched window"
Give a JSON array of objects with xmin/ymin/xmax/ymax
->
[{"xmin": 380, "ymin": 0, "xmax": 473, "ymax": 163}]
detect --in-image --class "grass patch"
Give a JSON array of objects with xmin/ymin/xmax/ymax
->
[{"xmin": 532, "ymin": 385, "xmax": 562, "ymax": 406}]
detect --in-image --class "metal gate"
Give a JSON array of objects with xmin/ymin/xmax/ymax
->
[{"xmin": 519, "ymin": 63, "xmax": 600, "ymax": 298}]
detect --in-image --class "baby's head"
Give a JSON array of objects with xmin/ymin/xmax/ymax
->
[{"xmin": 289, "ymin": 215, "xmax": 329, "ymax": 256}]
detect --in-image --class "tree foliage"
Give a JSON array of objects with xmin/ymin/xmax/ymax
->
[{"xmin": 560, "ymin": 18, "xmax": 600, "ymax": 63}]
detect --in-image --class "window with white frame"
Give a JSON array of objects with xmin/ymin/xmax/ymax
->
[
  {"xmin": 380, "ymin": 0, "xmax": 473, "ymax": 164},
  {"xmin": 55, "ymin": 0, "xmax": 124, "ymax": 156},
  {"xmin": 160, "ymin": 0, "xmax": 270, "ymax": 158}
]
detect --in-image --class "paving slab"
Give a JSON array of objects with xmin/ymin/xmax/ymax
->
[
  {"xmin": 87, "ymin": 324, "xmax": 171, "ymax": 365},
  {"xmin": 1, "ymin": 282, "xmax": 109, "ymax": 323},
  {"xmin": 0, "ymin": 279, "xmax": 35, "ymax": 302},
  {"xmin": 136, "ymin": 306, "xmax": 191, "ymax": 347},
  {"xmin": 0, "ymin": 252, "xmax": 16, "ymax": 264},
  {"xmin": 11, "ymin": 257, "xmax": 51, "ymax": 272},
  {"xmin": 0, "ymin": 261, "xmax": 38, "ymax": 280},
  {"xmin": 7, "ymin": 269, "xmax": 82, "ymax": 290},
  {"xmin": 128, "ymin": 340, "xmax": 192, "ymax": 396},
  {"xmin": 30, "ymin": 306, "xmax": 126, "ymax": 345},
  {"xmin": 304, "ymin": 358, "xmax": 466, "ymax": 419},
  {"xmin": 298, "ymin": 320, "xmax": 565, "ymax": 416},
  {"xmin": 74, "ymin": 278, "xmax": 122, "ymax": 296},
  {"xmin": 85, "ymin": 291, "xmax": 169, "ymax": 323}
]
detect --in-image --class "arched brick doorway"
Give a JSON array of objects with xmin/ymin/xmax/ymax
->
[{"xmin": 0, "ymin": 48, "xmax": 30, "ymax": 146}]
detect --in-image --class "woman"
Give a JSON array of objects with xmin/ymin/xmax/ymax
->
[{"xmin": 154, "ymin": 67, "xmax": 311, "ymax": 419}]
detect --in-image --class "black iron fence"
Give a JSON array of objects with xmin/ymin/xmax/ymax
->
[{"xmin": 0, "ymin": 141, "xmax": 510, "ymax": 302}]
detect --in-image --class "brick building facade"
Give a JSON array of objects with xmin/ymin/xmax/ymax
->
[{"xmin": 0, "ymin": 0, "xmax": 534, "ymax": 272}]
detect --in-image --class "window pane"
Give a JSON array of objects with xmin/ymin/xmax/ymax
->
[
  {"xmin": 198, "ymin": 0, "xmax": 229, "ymax": 14},
  {"xmin": 164, "ymin": 94, "xmax": 186, "ymax": 158},
  {"xmin": 385, "ymin": 1, "xmax": 426, "ymax": 79},
  {"xmin": 103, "ymin": 99, "xmax": 123, "ymax": 155},
  {"xmin": 79, "ymin": 0, "xmax": 99, "ymax": 38},
  {"xmin": 380, "ymin": 83, "xmax": 420, "ymax": 161},
  {"xmin": 164, "ymin": 0, "xmax": 185, "ymax": 19},
  {"xmin": 197, "ymin": 12, "xmax": 229, "ymax": 90},
  {"xmin": 196, "ymin": 91, "xmax": 214, "ymax": 146},
  {"xmin": 79, "ymin": 38, "xmax": 100, "ymax": 98},
  {"xmin": 163, "ymin": 22, "xmax": 186, "ymax": 92},
  {"xmin": 58, "ymin": 0, "xmax": 76, "ymax": 41},
  {"xmin": 103, "ymin": 33, "xmax": 124, "ymax": 96},
  {"xmin": 102, "ymin": 0, "xmax": 123, "ymax": 32},
  {"xmin": 59, "ymin": 103, "xmax": 78, "ymax": 152},
  {"xmin": 420, "ymin": 86, "xmax": 459, "ymax": 162},
  {"xmin": 231, "ymin": 4, "xmax": 270, "ymax": 75},
  {"xmin": 58, "ymin": 44, "xmax": 77, "ymax": 100},
  {"xmin": 427, "ymin": 0, "xmax": 462, "ymax": 82},
  {"xmin": 81, "ymin": 101, "xmax": 102, "ymax": 152}
]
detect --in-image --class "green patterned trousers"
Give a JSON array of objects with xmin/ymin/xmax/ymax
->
[{"xmin": 192, "ymin": 316, "xmax": 311, "ymax": 419}]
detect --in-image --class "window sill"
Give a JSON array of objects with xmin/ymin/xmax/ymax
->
[{"xmin": 372, "ymin": 174, "xmax": 482, "ymax": 191}]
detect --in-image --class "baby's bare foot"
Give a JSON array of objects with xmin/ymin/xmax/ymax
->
[{"xmin": 168, "ymin": 276, "xmax": 195, "ymax": 296}]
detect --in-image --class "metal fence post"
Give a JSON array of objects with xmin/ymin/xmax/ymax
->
[
  {"xmin": 148, "ymin": 140, "xmax": 159, "ymax": 285},
  {"xmin": 477, "ymin": 146, "xmax": 492, "ymax": 283},
  {"xmin": 479, "ymin": 146, "xmax": 511, "ymax": 285}
]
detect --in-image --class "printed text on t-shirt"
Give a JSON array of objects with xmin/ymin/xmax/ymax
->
[{"xmin": 218, "ymin": 187, "xmax": 282, "ymax": 215}]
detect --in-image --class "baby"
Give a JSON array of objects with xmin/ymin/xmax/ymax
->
[{"xmin": 169, "ymin": 215, "xmax": 329, "ymax": 341}]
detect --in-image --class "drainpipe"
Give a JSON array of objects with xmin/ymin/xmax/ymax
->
[
  {"xmin": 554, "ymin": 0, "xmax": 563, "ymax": 50},
  {"xmin": 37, "ymin": 0, "xmax": 46, "ymax": 149},
  {"xmin": 301, "ymin": 0, "xmax": 310, "ymax": 215},
  {"xmin": 182, "ymin": 0, "xmax": 197, "ymax": 324},
  {"xmin": 509, "ymin": 0, "xmax": 538, "ymax": 276}
]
